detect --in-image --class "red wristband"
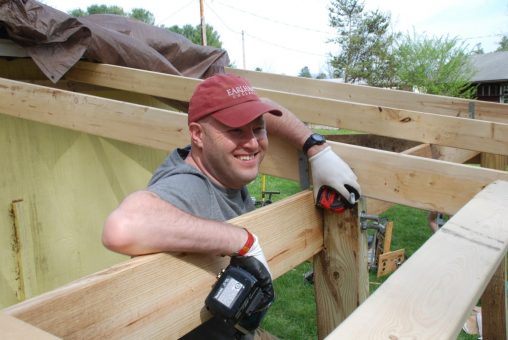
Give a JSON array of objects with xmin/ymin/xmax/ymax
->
[{"xmin": 237, "ymin": 229, "xmax": 255, "ymax": 256}]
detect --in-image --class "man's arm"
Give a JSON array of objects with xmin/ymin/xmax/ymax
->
[
  {"xmin": 102, "ymin": 190, "xmax": 247, "ymax": 256},
  {"xmin": 263, "ymin": 99, "xmax": 361, "ymax": 201},
  {"xmin": 263, "ymin": 99, "xmax": 327, "ymax": 157}
]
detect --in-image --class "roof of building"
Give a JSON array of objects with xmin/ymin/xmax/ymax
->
[{"xmin": 470, "ymin": 51, "xmax": 508, "ymax": 83}]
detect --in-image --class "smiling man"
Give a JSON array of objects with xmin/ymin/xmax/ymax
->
[{"xmin": 102, "ymin": 74, "xmax": 360, "ymax": 339}]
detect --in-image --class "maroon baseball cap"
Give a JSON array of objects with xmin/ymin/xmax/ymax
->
[{"xmin": 188, "ymin": 74, "xmax": 282, "ymax": 127}]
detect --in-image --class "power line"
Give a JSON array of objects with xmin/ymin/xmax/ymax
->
[
  {"xmin": 244, "ymin": 31, "xmax": 330, "ymax": 58},
  {"xmin": 206, "ymin": 2, "xmax": 330, "ymax": 58},
  {"xmin": 205, "ymin": 2, "xmax": 242, "ymax": 34},
  {"xmin": 157, "ymin": 0, "xmax": 195, "ymax": 25},
  {"xmin": 214, "ymin": 0, "xmax": 334, "ymax": 35},
  {"xmin": 462, "ymin": 33, "xmax": 505, "ymax": 40}
]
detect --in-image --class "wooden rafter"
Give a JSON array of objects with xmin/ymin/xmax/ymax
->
[
  {"xmin": 0, "ymin": 77, "xmax": 506, "ymax": 215},
  {"xmin": 1, "ymin": 57, "xmax": 507, "ymax": 125},
  {"xmin": 41, "ymin": 61, "xmax": 508, "ymax": 156},
  {"xmin": 228, "ymin": 67, "xmax": 508, "ymax": 123}
]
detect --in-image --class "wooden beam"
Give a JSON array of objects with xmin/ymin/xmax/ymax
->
[
  {"xmin": 480, "ymin": 153, "xmax": 508, "ymax": 340},
  {"xmin": 256, "ymin": 89, "xmax": 508, "ymax": 156},
  {"xmin": 227, "ymin": 67, "xmax": 508, "ymax": 123},
  {"xmin": 314, "ymin": 206, "xmax": 368, "ymax": 339},
  {"xmin": 432, "ymin": 145, "xmax": 480, "ymax": 163},
  {"xmin": 0, "ymin": 57, "xmax": 47, "ymax": 80},
  {"xmin": 1, "ymin": 77, "xmax": 507, "ymax": 215},
  {"xmin": 60, "ymin": 63, "xmax": 508, "ymax": 156},
  {"xmin": 0, "ymin": 313, "xmax": 60, "ymax": 339},
  {"xmin": 365, "ymin": 144, "xmax": 480, "ymax": 215},
  {"xmin": 0, "ymin": 40, "xmax": 28, "ymax": 58},
  {"xmin": 65, "ymin": 61, "xmax": 197, "ymax": 102},
  {"xmin": 0, "ymin": 77, "xmax": 190, "ymax": 151},
  {"xmin": 329, "ymin": 142, "xmax": 508, "ymax": 215},
  {"xmin": 326, "ymin": 180, "xmax": 508, "ymax": 340},
  {"xmin": 3, "ymin": 58, "xmax": 507, "ymax": 124},
  {"xmin": 482, "ymin": 262, "xmax": 507, "ymax": 340},
  {"xmin": 3, "ymin": 191, "xmax": 323, "ymax": 338}
]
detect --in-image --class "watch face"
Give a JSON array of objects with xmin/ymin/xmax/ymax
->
[
  {"xmin": 312, "ymin": 133, "xmax": 326, "ymax": 143},
  {"xmin": 303, "ymin": 133, "xmax": 326, "ymax": 153}
]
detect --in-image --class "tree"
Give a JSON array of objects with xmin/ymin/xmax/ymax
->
[
  {"xmin": 328, "ymin": 0, "xmax": 397, "ymax": 86},
  {"xmin": 496, "ymin": 35, "xmax": 508, "ymax": 52},
  {"xmin": 165, "ymin": 24, "xmax": 223, "ymax": 49},
  {"xmin": 68, "ymin": 5, "xmax": 154, "ymax": 25},
  {"xmin": 68, "ymin": 5, "xmax": 224, "ymax": 49},
  {"xmin": 394, "ymin": 32, "xmax": 476, "ymax": 98},
  {"xmin": 298, "ymin": 66, "xmax": 312, "ymax": 78},
  {"xmin": 298, "ymin": 66, "xmax": 328, "ymax": 79},
  {"xmin": 129, "ymin": 8, "xmax": 155, "ymax": 25},
  {"xmin": 471, "ymin": 43, "xmax": 484, "ymax": 55}
]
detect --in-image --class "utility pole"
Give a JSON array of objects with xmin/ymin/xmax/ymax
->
[
  {"xmin": 242, "ymin": 30, "xmax": 246, "ymax": 69},
  {"xmin": 199, "ymin": 0, "xmax": 207, "ymax": 46}
]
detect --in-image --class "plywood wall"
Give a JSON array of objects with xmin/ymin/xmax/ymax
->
[{"xmin": 0, "ymin": 110, "xmax": 168, "ymax": 308}]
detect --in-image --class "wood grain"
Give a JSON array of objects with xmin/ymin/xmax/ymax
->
[
  {"xmin": 3, "ymin": 191, "xmax": 323, "ymax": 338},
  {"xmin": 1, "ymin": 78, "xmax": 507, "ymax": 215},
  {"xmin": 0, "ymin": 313, "xmax": 60, "ymax": 339},
  {"xmin": 314, "ymin": 206, "xmax": 368, "ymax": 339},
  {"xmin": 228, "ymin": 67, "xmax": 508, "ymax": 123},
  {"xmin": 480, "ymin": 152, "xmax": 508, "ymax": 340},
  {"xmin": 62, "ymin": 63, "xmax": 508, "ymax": 155},
  {"xmin": 326, "ymin": 180, "xmax": 508, "ymax": 340}
]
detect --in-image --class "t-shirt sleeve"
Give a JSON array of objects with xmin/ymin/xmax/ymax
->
[{"xmin": 147, "ymin": 173, "xmax": 212, "ymax": 217}]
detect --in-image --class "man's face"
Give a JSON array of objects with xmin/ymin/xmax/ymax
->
[{"xmin": 190, "ymin": 115, "xmax": 268, "ymax": 189}]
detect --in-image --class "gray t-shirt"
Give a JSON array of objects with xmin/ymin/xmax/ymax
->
[{"xmin": 147, "ymin": 146, "xmax": 255, "ymax": 221}]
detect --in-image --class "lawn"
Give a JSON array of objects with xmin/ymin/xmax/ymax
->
[{"xmin": 247, "ymin": 174, "xmax": 479, "ymax": 340}]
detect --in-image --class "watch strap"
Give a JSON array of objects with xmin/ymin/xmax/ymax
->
[{"xmin": 302, "ymin": 133, "xmax": 326, "ymax": 154}]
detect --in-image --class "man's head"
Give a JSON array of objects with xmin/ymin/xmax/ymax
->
[
  {"xmin": 187, "ymin": 74, "xmax": 282, "ymax": 189},
  {"xmin": 188, "ymin": 74, "xmax": 282, "ymax": 127}
]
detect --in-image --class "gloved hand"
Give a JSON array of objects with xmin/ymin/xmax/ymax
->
[
  {"xmin": 241, "ymin": 232, "xmax": 271, "ymax": 277},
  {"xmin": 309, "ymin": 146, "xmax": 361, "ymax": 204},
  {"xmin": 316, "ymin": 185, "xmax": 355, "ymax": 213},
  {"xmin": 230, "ymin": 255, "xmax": 275, "ymax": 332}
]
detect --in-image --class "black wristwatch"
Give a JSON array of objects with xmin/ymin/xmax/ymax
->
[{"xmin": 302, "ymin": 133, "xmax": 326, "ymax": 155}]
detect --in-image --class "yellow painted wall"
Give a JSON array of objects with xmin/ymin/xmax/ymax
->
[{"xmin": 0, "ymin": 112, "xmax": 168, "ymax": 308}]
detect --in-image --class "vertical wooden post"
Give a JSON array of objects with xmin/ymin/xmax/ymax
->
[
  {"xmin": 313, "ymin": 205, "xmax": 368, "ymax": 339},
  {"xmin": 482, "ymin": 262, "xmax": 507, "ymax": 339},
  {"xmin": 481, "ymin": 153, "xmax": 508, "ymax": 340},
  {"xmin": 10, "ymin": 199, "xmax": 38, "ymax": 302}
]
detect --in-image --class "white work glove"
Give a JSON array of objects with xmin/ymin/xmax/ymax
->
[
  {"xmin": 309, "ymin": 146, "xmax": 361, "ymax": 204},
  {"xmin": 230, "ymin": 232, "xmax": 274, "ymax": 331},
  {"xmin": 244, "ymin": 233, "xmax": 271, "ymax": 278}
]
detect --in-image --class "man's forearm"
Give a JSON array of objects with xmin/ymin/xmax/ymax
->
[
  {"xmin": 264, "ymin": 103, "xmax": 328, "ymax": 157},
  {"xmin": 102, "ymin": 191, "xmax": 247, "ymax": 256}
]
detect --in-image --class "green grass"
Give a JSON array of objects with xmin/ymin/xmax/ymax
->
[
  {"xmin": 247, "ymin": 176, "xmax": 479, "ymax": 340},
  {"xmin": 312, "ymin": 127, "xmax": 360, "ymax": 135}
]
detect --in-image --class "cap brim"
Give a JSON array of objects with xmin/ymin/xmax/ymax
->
[{"xmin": 212, "ymin": 100, "xmax": 283, "ymax": 128}]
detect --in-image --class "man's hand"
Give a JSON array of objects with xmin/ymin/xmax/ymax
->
[
  {"xmin": 309, "ymin": 146, "xmax": 361, "ymax": 204},
  {"xmin": 230, "ymin": 255, "xmax": 275, "ymax": 331},
  {"xmin": 230, "ymin": 232, "xmax": 274, "ymax": 331}
]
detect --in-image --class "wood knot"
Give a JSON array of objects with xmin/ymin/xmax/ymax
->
[{"xmin": 400, "ymin": 117, "xmax": 412, "ymax": 123}]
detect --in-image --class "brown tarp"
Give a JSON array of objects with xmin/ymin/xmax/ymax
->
[{"xmin": 0, "ymin": 0, "xmax": 230, "ymax": 82}]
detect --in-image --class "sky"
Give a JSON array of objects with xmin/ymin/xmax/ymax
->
[{"xmin": 43, "ymin": 0, "xmax": 508, "ymax": 76}]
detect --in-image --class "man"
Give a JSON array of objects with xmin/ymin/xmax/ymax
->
[{"xmin": 102, "ymin": 74, "xmax": 361, "ymax": 338}]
